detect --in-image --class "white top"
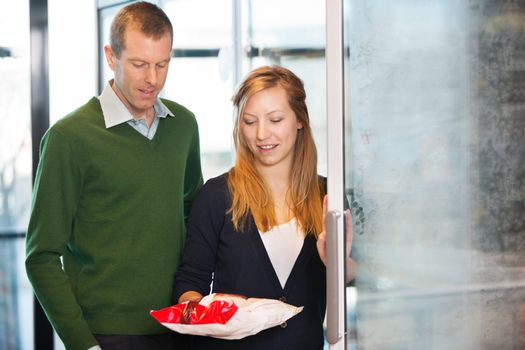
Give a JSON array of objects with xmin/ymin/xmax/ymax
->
[{"xmin": 259, "ymin": 218, "xmax": 304, "ymax": 288}]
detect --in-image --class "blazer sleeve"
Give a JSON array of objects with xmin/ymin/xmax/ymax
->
[
  {"xmin": 183, "ymin": 114, "xmax": 204, "ymax": 222},
  {"xmin": 173, "ymin": 176, "xmax": 228, "ymax": 302}
]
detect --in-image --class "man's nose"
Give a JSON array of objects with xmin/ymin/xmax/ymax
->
[{"xmin": 145, "ymin": 66, "xmax": 157, "ymax": 85}]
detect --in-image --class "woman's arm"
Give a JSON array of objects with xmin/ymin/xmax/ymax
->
[{"xmin": 173, "ymin": 176, "xmax": 227, "ymax": 303}]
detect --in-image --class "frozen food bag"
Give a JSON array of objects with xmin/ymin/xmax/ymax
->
[{"xmin": 150, "ymin": 293, "xmax": 303, "ymax": 339}]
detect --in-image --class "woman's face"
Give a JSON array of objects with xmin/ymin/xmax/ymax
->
[{"xmin": 240, "ymin": 85, "xmax": 303, "ymax": 173}]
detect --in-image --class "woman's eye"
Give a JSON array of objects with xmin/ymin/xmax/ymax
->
[
  {"xmin": 243, "ymin": 120, "xmax": 255, "ymax": 125},
  {"xmin": 271, "ymin": 119, "xmax": 283, "ymax": 123}
]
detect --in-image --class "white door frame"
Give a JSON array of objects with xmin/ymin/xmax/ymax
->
[{"xmin": 326, "ymin": 0, "xmax": 346, "ymax": 349}]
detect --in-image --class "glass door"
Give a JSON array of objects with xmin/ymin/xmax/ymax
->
[{"xmin": 327, "ymin": 0, "xmax": 525, "ymax": 349}]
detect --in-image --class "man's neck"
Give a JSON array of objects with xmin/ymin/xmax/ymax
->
[{"xmin": 110, "ymin": 80, "xmax": 155, "ymax": 127}]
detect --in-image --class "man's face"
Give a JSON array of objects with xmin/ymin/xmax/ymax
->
[{"xmin": 104, "ymin": 28, "xmax": 172, "ymax": 118}]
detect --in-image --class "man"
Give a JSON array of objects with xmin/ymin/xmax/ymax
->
[{"xmin": 25, "ymin": 2, "xmax": 202, "ymax": 349}]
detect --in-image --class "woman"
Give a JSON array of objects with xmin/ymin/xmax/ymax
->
[{"xmin": 173, "ymin": 65, "xmax": 355, "ymax": 349}]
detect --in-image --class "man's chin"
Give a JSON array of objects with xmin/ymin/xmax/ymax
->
[{"xmin": 133, "ymin": 99, "xmax": 156, "ymax": 109}]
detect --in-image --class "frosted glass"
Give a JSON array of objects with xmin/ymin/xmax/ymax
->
[{"xmin": 345, "ymin": 1, "xmax": 525, "ymax": 349}]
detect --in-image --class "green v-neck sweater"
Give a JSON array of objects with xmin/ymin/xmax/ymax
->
[{"xmin": 26, "ymin": 97, "xmax": 203, "ymax": 350}]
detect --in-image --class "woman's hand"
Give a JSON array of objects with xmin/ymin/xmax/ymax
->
[
  {"xmin": 316, "ymin": 195, "xmax": 357, "ymax": 283},
  {"xmin": 179, "ymin": 291, "xmax": 203, "ymax": 304},
  {"xmin": 316, "ymin": 195, "xmax": 329, "ymax": 266}
]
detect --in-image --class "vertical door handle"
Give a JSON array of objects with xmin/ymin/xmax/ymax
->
[{"xmin": 326, "ymin": 210, "xmax": 342, "ymax": 344}]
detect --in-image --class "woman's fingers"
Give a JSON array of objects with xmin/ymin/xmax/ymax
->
[
  {"xmin": 345, "ymin": 209, "xmax": 353, "ymax": 257},
  {"xmin": 322, "ymin": 195, "xmax": 328, "ymax": 233},
  {"xmin": 316, "ymin": 230, "xmax": 327, "ymax": 265}
]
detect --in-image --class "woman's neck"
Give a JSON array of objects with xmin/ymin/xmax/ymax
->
[{"xmin": 257, "ymin": 164, "xmax": 293, "ymax": 224}]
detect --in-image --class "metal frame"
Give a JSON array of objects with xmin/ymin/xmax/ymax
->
[
  {"xmin": 30, "ymin": 0, "xmax": 53, "ymax": 348},
  {"xmin": 326, "ymin": 0, "xmax": 346, "ymax": 348}
]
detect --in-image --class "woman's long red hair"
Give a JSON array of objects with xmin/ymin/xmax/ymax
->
[{"xmin": 228, "ymin": 66, "xmax": 324, "ymax": 236}]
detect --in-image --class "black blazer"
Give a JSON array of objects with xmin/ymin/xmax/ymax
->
[{"xmin": 174, "ymin": 173, "xmax": 326, "ymax": 350}]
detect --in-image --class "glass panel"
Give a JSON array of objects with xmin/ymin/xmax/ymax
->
[
  {"xmin": 249, "ymin": 0, "xmax": 324, "ymax": 48},
  {"xmin": 0, "ymin": 0, "xmax": 33, "ymax": 348},
  {"xmin": 0, "ymin": 1, "xmax": 32, "ymax": 234},
  {"xmin": 99, "ymin": 5, "xmax": 121, "ymax": 92},
  {"xmin": 163, "ymin": 0, "xmax": 234, "ymax": 180},
  {"xmin": 165, "ymin": 57, "xmax": 234, "ymax": 180},
  {"xmin": 280, "ymin": 58, "xmax": 327, "ymax": 176},
  {"xmin": 165, "ymin": 0, "xmax": 231, "ymax": 49},
  {"xmin": 345, "ymin": 1, "xmax": 525, "ymax": 349},
  {"xmin": 246, "ymin": 0, "xmax": 326, "ymax": 175}
]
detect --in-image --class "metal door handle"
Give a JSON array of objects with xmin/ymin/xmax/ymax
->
[{"xmin": 326, "ymin": 210, "xmax": 342, "ymax": 344}]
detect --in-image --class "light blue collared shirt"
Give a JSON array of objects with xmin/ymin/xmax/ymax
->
[{"xmin": 98, "ymin": 80, "xmax": 175, "ymax": 139}]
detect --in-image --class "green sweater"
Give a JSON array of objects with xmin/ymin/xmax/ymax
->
[{"xmin": 25, "ymin": 97, "xmax": 203, "ymax": 350}]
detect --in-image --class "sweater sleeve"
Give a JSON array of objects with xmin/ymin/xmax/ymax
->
[
  {"xmin": 25, "ymin": 127, "xmax": 98, "ymax": 350},
  {"xmin": 183, "ymin": 117, "xmax": 204, "ymax": 222},
  {"xmin": 173, "ymin": 177, "xmax": 227, "ymax": 302}
]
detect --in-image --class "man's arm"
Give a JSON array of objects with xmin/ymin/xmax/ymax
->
[{"xmin": 25, "ymin": 128, "xmax": 98, "ymax": 350}]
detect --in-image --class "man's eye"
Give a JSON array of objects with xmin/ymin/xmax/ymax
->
[{"xmin": 132, "ymin": 63, "xmax": 145, "ymax": 68}]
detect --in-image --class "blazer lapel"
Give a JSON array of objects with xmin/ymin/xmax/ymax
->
[
  {"xmin": 246, "ymin": 216, "xmax": 285, "ymax": 294},
  {"xmin": 247, "ymin": 215, "xmax": 319, "ymax": 296},
  {"xmin": 283, "ymin": 235, "xmax": 317, "ymax": 295}
]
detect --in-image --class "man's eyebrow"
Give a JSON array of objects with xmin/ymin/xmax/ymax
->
[{"xmin": 128, "ymin": 58, "xmax": 170, "ymax": 63}]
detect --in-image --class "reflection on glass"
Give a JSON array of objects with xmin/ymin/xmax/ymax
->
[
  {"xmin": 0, "ymin": 0, "xmax": 33, "ymax": 348},
  {"xmin": 345, "ymin": 0, "xmax": 525, "ymax": 349}
]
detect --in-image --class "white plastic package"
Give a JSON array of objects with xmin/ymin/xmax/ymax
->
[{"xmin": 150, "ymin": 293, "xmax": 303, "ymax": 340}]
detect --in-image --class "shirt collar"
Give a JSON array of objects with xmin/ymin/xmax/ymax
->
[{"xmin": 98, "ymin": 80, "xmax": 175, "ymax": 128}]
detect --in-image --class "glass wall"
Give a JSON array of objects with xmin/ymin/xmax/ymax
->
[
  {"xmin": 344, "ymin": 0, "xmax": 525, "ymax": 349},
  {"xmin": 0, "ymin": 0, "xmax": 34, "ymax": 349}
]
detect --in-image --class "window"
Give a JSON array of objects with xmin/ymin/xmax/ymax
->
[{"xmin": 0, "ymin": 0, "xmax": 33, "ymax": 349}]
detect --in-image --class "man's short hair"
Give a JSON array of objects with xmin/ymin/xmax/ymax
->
[{"xmin": 110, "ymin": 1, "xmax": 173, "ymax": 58}]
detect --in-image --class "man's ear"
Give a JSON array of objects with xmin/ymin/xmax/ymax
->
[{"xmin": 104, "ymin": 45, "xmax": 116, "ymax": 71}]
